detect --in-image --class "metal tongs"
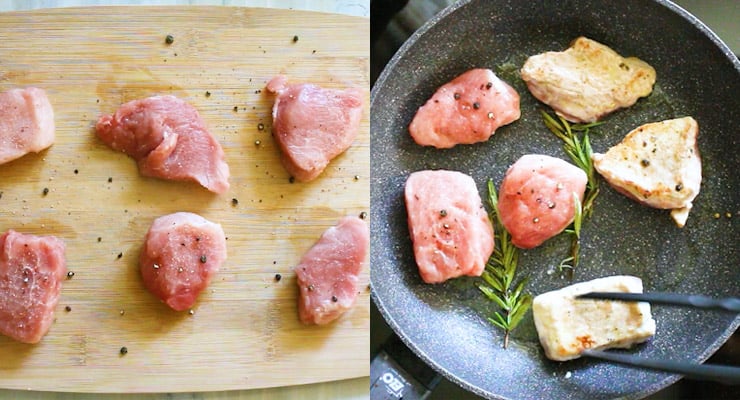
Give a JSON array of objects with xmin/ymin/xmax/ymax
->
[{"xmin": 577, "ymin": 292, "xmax": 740, "ymax": 385}]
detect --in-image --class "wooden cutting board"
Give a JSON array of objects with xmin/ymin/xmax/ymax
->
[{"xmin": 0, "ymin": 6, "xmax": 369, "ymax": 393}]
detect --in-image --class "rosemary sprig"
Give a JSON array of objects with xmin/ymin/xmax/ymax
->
[
  {"xmin": 478, "ymin": 179, "xmax": 532, "ymax": 349},
  {"xmin": 540, "ymin": 111, "xmax": 603, "ymax": 277},
  {"xmin": 557, "ymin": 194, "xmax": 583, "ymax": 278},
  {"xmin": 541, "ymin": 111, "xmax": 603, "ymax": 218},
  {"xmin": 540, "ymin": 111, "xmax": 602, "ymax": 218}
]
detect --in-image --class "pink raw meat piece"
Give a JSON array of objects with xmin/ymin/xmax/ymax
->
[
  {"xmin": 140, "ymin": 212, "xmax": 227, "ymax": 311},
  {"xmin": 409, "ymin": 68, "xmax": 520, "ymax": 148},
  {"xmin": 0, "ymin": 230, "xmax": 66, "ymax": 344},
  {"xmin": 404, "ymin": 170, "xmax": 494, "ymax": 284},
  {"xmin": 266, "ymin": 75, "xmax": 364, "ymax": 182},
  {"xmin": 295, "ymin": 216, "xmax": 369, "ymax": 325},
  {"xmin": 0, "ymin": 87, "xmax": 55, "ymax": 165},
  {"xmin": 96, "ymin": 95, "xmax": 230, "ymax": 193},
  {"xmin": 498, "ymin": 154, "xmax": 587, "ymax": 249}
]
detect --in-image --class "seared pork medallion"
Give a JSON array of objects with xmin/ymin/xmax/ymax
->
[
  {"xmin": 592, "ymin": 117, "xmax": 701, "ymax": 227},
  {"xmin": 96, "ymin": 95, "xmax": 230, "ymax": 194},
  {"xmin": 409, "ymin": 68, "xmax": 520, "ymax": 148},
  {"xmin": 0, "ymin": 87, "xmax": 55, "ymax": 165},
  {"xmin": 0, "ymin": 230, "xmax": 66, "ymax": 344},
  {"xmin": 266, "ymin": 75, "xmax": 364, "ymax": 182},
  {"xmin": 497, "ymin": 155, "xmax": 587, "ymax": 249},
  {"xmin": 405, "ymin": 170, "xmax": 494, "ymax": 283},
  {"xmin": 521, "ymin": 37, "xmax": 656, "ymax": 123},
  {"xmin": 140, "ymin": 212, "xmax": 227, "ymax": 312},
  {"xmin": 533, "ymin": 275, "xmax": 656, "ymax": 361},
  {"xmin": 295, "ymin": 216, "xmax": 369, "ymax": 325}
]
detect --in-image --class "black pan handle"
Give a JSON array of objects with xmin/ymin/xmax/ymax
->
[{"xmin": 370, "ymin": 332, "xmax": 441, "ymax": 399}]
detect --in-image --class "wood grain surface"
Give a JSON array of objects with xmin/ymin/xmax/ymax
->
[{"xmin": 0, "ymin": 6, "xmax": 369, "ymax": 393}]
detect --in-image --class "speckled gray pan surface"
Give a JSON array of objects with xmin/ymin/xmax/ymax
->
[{"xmin": 370, "ymin": 1, "xmax": 740, "ymax": 399}]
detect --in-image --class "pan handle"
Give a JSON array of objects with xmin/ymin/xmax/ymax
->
[{"xmin": 370, "ymin": 332, "xmax": 441, "ymax": 400}]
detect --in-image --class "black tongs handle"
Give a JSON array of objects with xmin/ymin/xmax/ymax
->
[
  {"xmin": 583, "ymin": 349, "xmax": 740, "ymax": 385},
  {"xmin": 578, "ymin": 292, "xmax": 740, "ymax": 313}
]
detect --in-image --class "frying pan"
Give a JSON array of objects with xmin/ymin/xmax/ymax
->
[{"xmin": 370, "ymin": 1, "xmax": 740, "ymax": 399}]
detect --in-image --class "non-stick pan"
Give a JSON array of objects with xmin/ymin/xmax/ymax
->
[{"xmin": 370, "ymin": 1, "xmax": 740, "ymax": 399}]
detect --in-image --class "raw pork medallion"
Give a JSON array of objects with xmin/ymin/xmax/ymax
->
[
  {"xmin": 96, "ymin": 95, "xmax": 230, "ymax": 193},
  {"xmin": 592, "ymin": 117, "xmax": 701, "ymax": 227},
  {"xmin": 140, "ymin": 212, "xmax": 227, "ymax": 311},
  {"xmin": 405, "ymin": 170, "xmax": 494, "ymax": 284},
  {"xmin": 409, "ymin": 68, "xmax": 520, "ymax": 148},
  {"xmin": 295, "ymin": 216, "xmax": 369, "ymax": 325},
  {"xmin": 0, "ymin": 87, "xmax": 55, "ymax": 165},
  {"xmin": 0, "ymin": 230, "xmax": 66, "ymax": 344},
  {"xmin": 266, "ymin": 75, "xmax": 364, "ymax": 182},
  {"xmin": 497, "ymin": 155, "xmax": 587, "ymax": 249},
  {"xmin": 533, "ymin": 275, "xmax": 656, "ymax": 361},
  {"xmin": 521, "ymin": 37, "xmax": 656, "ymax": 123}
]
